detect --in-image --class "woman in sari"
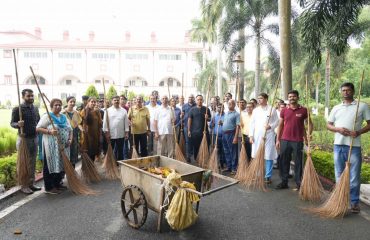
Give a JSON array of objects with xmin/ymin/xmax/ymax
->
[
  {"xmin": 36, "ymin": 98, "xmax": 72, "ymax": 194},
  {"xmin": 79, "ymin": 97, "xmax": 102, "ymax": 161},
  {"xmin": 62, "ymin": 96, "xmax": 82, "ymax": 168}
]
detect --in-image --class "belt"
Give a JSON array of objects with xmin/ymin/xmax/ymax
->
[{"xmin": 223, "ymin": 130, "xmax": 235, "ymax": 134}]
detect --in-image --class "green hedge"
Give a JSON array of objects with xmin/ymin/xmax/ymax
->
[
  {"xmin": 0, "ymin": 127, "xmax": 17, "ymax": 156},
  {"xmin": 0, "ymin": 153, "xmax": 17, "ymax": 188},
  {"xmin": 311, "ymin": 150, "xmax": 370, "ymax": 184}
]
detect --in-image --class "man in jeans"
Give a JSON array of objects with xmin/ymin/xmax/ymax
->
[
  {"xmin": 327, "ymin": 82, "xmax": 370, "ymax": 213},
  {"xmin": 276, "ymin": 90, "xmax": 312, "ymax": 190},
  {"xmin": 182, "ymin": 94, "xmax": 196, "ymax": 162},
  {"xmin": 10, "ymin": 89, "xmax": 41, "ymax": 194}
]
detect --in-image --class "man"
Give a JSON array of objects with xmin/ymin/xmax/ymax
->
[
  {"xmin": 250, "ymin": 98, "xmax": 258, "ymax": 108},
  {"xmin": 176, "ymin": 95, "xmax": 185, "ymax": 110},
  {"xmin": 154, "ymin": 96, "xmax": 175, "ymax": 158},
  {"xmin": 77, "ymin": 95, "xmax": 89, "ymax": 111},
  {"xmin": 145, "ymin": 90, "xmax": 161, "ymax": 105},
  {"xmin": 10, "ymin": 89, "xmax": 41, "ymax": 194},
  {"xmin": 276, "ymin": 90, "xmax": 312, "ymax": 190},
  {"xmin": 170, "ymin": 97, "xmax": 181, "ymax": 139},
  {"xmin": 249, "ymin": 93, "xmax": 279, "ymax": 184},
  {"xmin": 120, "ymin": 95, "xmax": 129, "ymax": 112},
  {"xmin": 223, "ymin": 93, "xmax": 232, "ymax": 113},
  {"xmin": 210, "ymin": 104, "xmax": 225, "ymax": 169},
  {"xmin": 103, "ymin": 96, "xmax": 129, "ymax": 160},
  {"xmin": 147, "ymin": 95, "xmax": 159, "ymax": 155},
  {"xmin": 220, "ymin": 100, "xmax": 240, "ymax": 174},
  {"xmin": 119, "ymin": 95, "xmax": 130, "ymax": 159},
  {"xmin": 182, "ymin": 94, "xmax": 196, "ymax": 162},
  {"xmin": 128, "ymin": 96, "xmax": 150, "ymax": 157},
  {"xmin": 188, "ymin": 95, "xmax": 211, "ymax": 162},
  {"xmin": 275, "ymin": 101, "xmax": 287, "ymax": 169},
  {"xmin": 240, "ymin": 100, "xmax": 253, "ymax": 160},
  {"xmin": 326, "ymin": 83, "xmax": 370, "ymax": 213}
]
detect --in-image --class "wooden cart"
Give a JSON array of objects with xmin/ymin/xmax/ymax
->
[{"xmin": 118, "ymin": 155, "xmax": 239, "ymax": 232}]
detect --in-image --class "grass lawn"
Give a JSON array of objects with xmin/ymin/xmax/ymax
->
[{"xmin": 0, "ymin": 109, "xmax": 11, "ymax": 128}]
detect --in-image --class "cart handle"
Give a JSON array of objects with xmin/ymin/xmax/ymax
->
[{"xmin": 182, "ymin": 172, "xmax": 239, "ymax": 197}]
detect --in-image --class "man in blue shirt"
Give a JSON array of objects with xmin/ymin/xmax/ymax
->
[
  {"xmin": 220, "ymin": 99, "xmax": 240, "ymax": 174},
  {"xmin": 211, "ymin": 104, "xmax": 225, "ymax": 169},
  {"xmin": 181, "ymin": 94, "xmax": 196, "ymax": 162}
]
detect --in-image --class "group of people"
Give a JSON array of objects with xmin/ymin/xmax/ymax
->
[{"xmin": 10, "ymin": 83, "xmax": 370, "ymax": 214}]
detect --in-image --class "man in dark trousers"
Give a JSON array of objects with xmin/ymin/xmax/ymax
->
[
  {"xmin": 276, "ymin": 90, "xmax": 312, "ymax": 190},
  {"xmin": 187, "ymin": 95, "xmax": 211, "ymax": 162},
  {"xmin": 182, "ymin": 94, "xmax": 196, "ymax": 162},
  {"xmin": 10, "ymin": 89, "xmax": 41, "ymax": 194}
]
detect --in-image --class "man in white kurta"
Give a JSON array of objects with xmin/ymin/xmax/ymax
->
[
  {"xmin": 249, "ymin": 93, "xmax": 279, "ymax": 183},
  {"xmin": 147, "ymin": 95, "xmax": 159, "ymax": 155},
  {"xmin": 154, "ymin": 95, "xmax": 175, "ymax": 158},
  {"xmin": 103, "ymin": 96, "xmax": 129, "ymax": 160}
]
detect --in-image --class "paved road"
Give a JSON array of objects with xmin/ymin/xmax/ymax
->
[{"xmin": 1, "ymin": 172, "xmax": 370, "ymax": 240}]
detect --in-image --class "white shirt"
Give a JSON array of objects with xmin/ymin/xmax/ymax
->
[
  {"xmin": 176, "ymin": 103, "xmax": 184, "ymax": 111},
  {"xmin": 147, "ymin": 103, "xmax": 159, "ymax": 132},
  {"xmin": 102, "ymin": 106, "xmax": 129, "ymax": 139},
  {"xmin": 154, "ymin": 105, "xmax": 175, "ymax": 135}
]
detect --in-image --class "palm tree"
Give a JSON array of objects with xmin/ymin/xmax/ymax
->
[{"xmin": 220, "ymin": 0, "xmax": 279, "ymax": 98}]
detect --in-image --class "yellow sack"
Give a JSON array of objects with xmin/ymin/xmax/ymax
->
[
  {"xmin": 165, "ymin": 188, "xmax": 198, "ymax": 231},
  {"xmin": 180, "ymin": 181, "xmax": 200, "ymax": 203}
]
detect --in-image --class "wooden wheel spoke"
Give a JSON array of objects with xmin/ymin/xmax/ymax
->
[
  {"xmin": 121, "ymin": 185, "xmax": 148, "ymax": 229},
  {"xmin": 124, "ymin": 198, "xmax": 141, "ymax": 217}
]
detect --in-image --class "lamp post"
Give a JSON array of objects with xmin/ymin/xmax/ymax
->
[{"xmin": 232, "ymin": 54, "xmax": 244, "ymax": 100}]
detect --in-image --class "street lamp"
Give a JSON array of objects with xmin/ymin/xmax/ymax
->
[{"xmin": 232, "ymin": 54, "xmax": 244, "ymax": 100}]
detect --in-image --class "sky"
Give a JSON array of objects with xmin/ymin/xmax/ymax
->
[{"xmin": 0, "ymin": 0, "xmax": 201, "ymax": 42}]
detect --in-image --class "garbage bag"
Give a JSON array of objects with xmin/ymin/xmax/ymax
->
[{"xmin": 165, "ymin": 188, "xmax": 198, "ymax": 231}]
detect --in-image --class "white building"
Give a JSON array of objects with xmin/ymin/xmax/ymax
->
[{"xmin": 0, "ymin": 28, "xmax": 202, "ymax": 105}]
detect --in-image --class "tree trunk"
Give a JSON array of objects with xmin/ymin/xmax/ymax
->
[
  {"xmin": 217, "ymin": 25, "xmax": 222, "ymax": 98},
  {"xmin": 239, "ymin": 30, "xmax": 245, "ymax": 100},
  {"xmin": 202, "ymin": 42, "xmax": 206, "ymax": 70},
  {"xmin": 254, "ymin": 33, "xmax": 261, "ymax": 98},
  {"xmin": 279, "ymin": 0, "xmax": 292, "ymax": 99},
  {"xmin": 315, "ymin": 74, "xmax": 320, "ymax": 114},
  {"xmin": 325, "ymin": 48, "xmax": 330, "ymax": 119}
]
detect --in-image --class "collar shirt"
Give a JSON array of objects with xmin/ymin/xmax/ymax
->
[
  {"xmin": 182, "ymin": 102, "xmax": 196, "ymax": 128},
  {"xmin": 173, "ymin": 107, "xmax": 181, "ymax": 127},
  {"xmin": 280, "ymin": 105, "xmax": 308, "ymax": 142},
  {"xmin": 128, "ymin": 106, "xmax": 150, "ymax": 134},
  {"xmin": 240, "ymin": 110, "xmax": 252, "ymax": 135},
  {"xmin": 147, "ymin": 104, "xmax": 159, "ymax": 132},
  {"xmin": 154, "ymin": 105, "xmax": 175, "ymax": 135},
  {"xmin": 328, "ymin": 101, "xmax": 370, "ymax": 147},
  {"xmin": 176, "ymin": 103, "xmax": 184, "ymax": 111},
  {"xmin": 102, "ymin": 106, "xmax": 129, "ymax": 139},
  {"xmin": 222, "ymin": 110, "xmax": 240, "ymax": 132},
  {"xmin": 11, "ymin": 103, "xmax": 40, "ymax": 138},
  {"xmin": 212, "ymin": 113, "xmax": 224, "ymax": 136}
]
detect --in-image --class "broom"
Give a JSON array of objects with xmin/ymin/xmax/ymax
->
[
  {"xmin": 208, "ymin": 105, "xmax": 224, "ymax": 174},
  {"xmin": 243, "ymin": 70, "xmax": 282, "ymax": 191},
  {"xmin": 101, "ymin": 78, "xmax": 120, "ymax": 180},
  {"xmin": 308, "ymin": 70, "xmax": 364, "ymax": 218},
  {"xmin": 79, "ymin": 131, "xmax": 102, "ymax": 183},
  {"xmin": 30, "ymin": 66, "xmax": 96, "ymax": 195},
  {"xmin": 196, "ymin": 76, "xmax": 212, "ymax": 168},
  {"xmin": 173, "ymin": 124, "xmax": 186, "ymax": 162},
  {"xmin": 13, "ymin": 49, "xmax": 31, "ymax": 187},
  {"xmin": 131, "ymin": 128, "xmax": 139, "ymax": 159},
  {"xmin": 299, "ymin": 75, "xmax": 324, "ymax": 201}
]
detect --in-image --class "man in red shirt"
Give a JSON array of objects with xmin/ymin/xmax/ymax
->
[{"xmin": 275, "ymin": 90, "xmax": 313, "ymax": 190}]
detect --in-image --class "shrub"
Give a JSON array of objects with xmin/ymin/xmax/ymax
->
[
  {"xmin": 311, "ymin": 150, "xmax": 370, "ymax": 184},
  {"xmin": 0, "ymin": 153, "xmax": 17, "ymax": 188},
  {"xmin": 311, "ymin": 115, "xmax": 327, "ymax": 131},
  {"xmin": 85, "ymin": 85, "xmax": 99, "ymax": 98},
  {"xmin": 0, "ymin": 127, "xmax": 17, "ymax": 156}
]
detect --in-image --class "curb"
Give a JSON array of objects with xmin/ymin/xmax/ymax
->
[{"xmin": 0, "ymin": 172, "xmax": 43, "ymax": 202}]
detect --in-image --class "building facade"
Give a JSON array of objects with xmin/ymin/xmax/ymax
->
[{"xmin": 0, "ymin": 29, "xmax": 202, "ymax": 105}]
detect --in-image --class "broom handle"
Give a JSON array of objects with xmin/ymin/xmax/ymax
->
[
  {"xmin": 102, "ymin": 77, "xmax": 111, "ymax": 133},
  {"xmin": 203, "ymin": 76, "xmax": 212, "ymax": 133},
  {"xmin": 263, "ymin": 69, "xmax": 282, "ymax": 138},
  {"xmin": 214, "ymin": 105, "xmax": 224, "ymax": 144},
  {"xmin": 347, "ymin": 70, "xmax": 365, "ymax": 164},
  {"xmin": 305, "ymin": 75, "xmax": 311, "ymax": 151},
  {"xmin": 43, "ymin": 93, "xmax": 51, "ymax": 104},
  {"xmin": 30, "ymin": 66, "xmax": 63, "ymax": 150},
  {"xmin": 13, "ymin": 49, "xmax": 24, "ymax": 135}
]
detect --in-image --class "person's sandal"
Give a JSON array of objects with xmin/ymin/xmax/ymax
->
[
  {"xmin": 351, "ymin": 204, "xmax": 361, "ymax": 214},
  {"xmin": 45, "ymin": 188, "xmax": 61, "ymax": 195}
]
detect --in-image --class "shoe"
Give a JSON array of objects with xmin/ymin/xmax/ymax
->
[
  {"xmin": 45, "ymin": 188, "xmax": 61, "ymax": 195},
  {"xmin": 230, "ymin": 171, "xmax": 236, "ymax": 175},
  {"xmin": 223, "ymin": 169, "xmax": 231, "ymax": 173},
  {"xmin": 351, "ymin": 204, "xmax": 361, "ymax": 214},
  {"xmin": 293, "ymin": 186, "xmax": 300, "ymax": 191},
  {"xmin": 288, "ymin": 174, "xmax": 293, "ymax": 179},
  {"xmin": 29, "ymin": 185, "xmax": 42, "ymax": 191},
  {"xmin": 21, "ymin": 187, "xmax": 34, "ymax": 194},
  {"xmin": 56, "ymin": 185, "xmax": 68, "ymax": 191},
  {"xmin": 275, "ymin": 182, "xmax": 289, "ymax": 189},
  {"xmin": 264, "ymin": 178, "xmax": 272, "ymax": 184}
]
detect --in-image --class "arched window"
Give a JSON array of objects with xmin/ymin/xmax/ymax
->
[{"xmin": 25, "ymin": 75, "xmax": 46, "ymax": 85}]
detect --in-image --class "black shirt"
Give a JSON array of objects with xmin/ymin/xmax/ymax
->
[
  {"xmin": 189, "ymin": 106, "xmax": 211, "ymax": 135},
  {"xmin": 10, "ymin": 103, "xmax": 40, "ymax": 138}
]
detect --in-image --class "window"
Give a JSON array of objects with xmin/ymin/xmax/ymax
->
[
  {"xmin": 3, "ymin": 50, "xmax": 12, "ymax": 58},
  {"xmin": 142, "ymin": 81, "xmax": 148, "ymax": 86},
  {"xmin": 65, "ymin": 80, "xmax": 72, "ymax": 85},
  {"xmin": 159, "ymin": 54, "xmax": 182, "ymax": 61},
  {"xmin": 4, "ymin": 75, "xmax": 12, "ymax": 85},
  {"xmin": 125, "ymin": 53, "xmax": 148, "ymax": 60},
  {"xmin": 95, "ymin": 80, "xmax": 101, "ymax": 84},
  {"xmin": 24, "ymin": 51, "xmax": 47, "ymax": 58},
  {"xmin": 92, "ymin": 53, "xmax": 115, "ymax": 60},
  {"xmin": 58, "ymin": 52, "xmax": 82, "ymax": 59},
  {"xmin": 129, "ymin": 80, "xmax": 136, "ymax": 86}
]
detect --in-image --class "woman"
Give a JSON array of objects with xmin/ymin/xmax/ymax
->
[
  {"xmin": 62, "ymin": 96, "xmax": 82, "ymax": 168},
  {"xmin": 36, "ymin": 98, "xmax": 72, "ymax": 194},
  {"xmin": 79, "ymin": 97, "xmax": 102, "ymax": 161}
]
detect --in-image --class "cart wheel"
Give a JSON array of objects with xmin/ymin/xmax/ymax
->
[{"xmin": 121, "ymin": 185, "xmax": 148, "ymax": 229}]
